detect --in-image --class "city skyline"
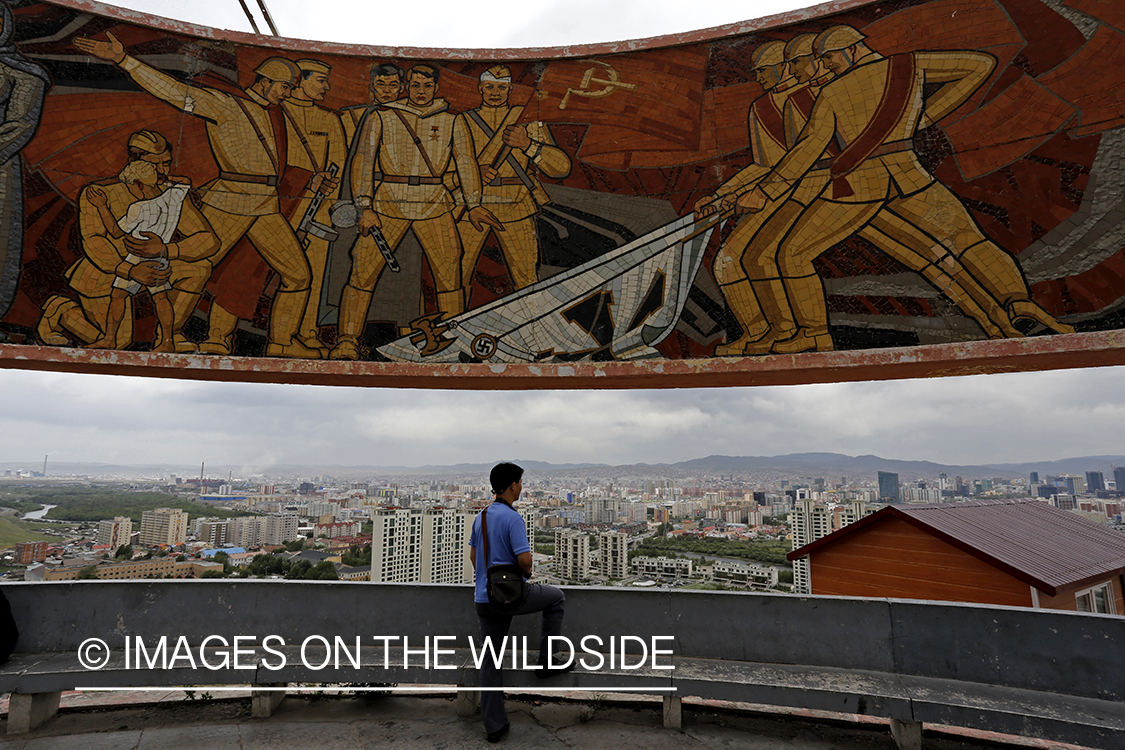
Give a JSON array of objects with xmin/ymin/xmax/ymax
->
[{"xmin": 1, "ymin": 0, "xmax": 1121, "ymax": 472}]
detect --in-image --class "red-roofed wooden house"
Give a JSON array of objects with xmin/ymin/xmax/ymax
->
[{"xmin": 787, "ymin": 500, "xmax": 1125, "ymax": 614}]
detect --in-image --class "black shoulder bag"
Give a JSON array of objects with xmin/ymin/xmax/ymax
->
[{"xmin": 481, "ymin": 503, "xmax": 527, "ymax": 614}]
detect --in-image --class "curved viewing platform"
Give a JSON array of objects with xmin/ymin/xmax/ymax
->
[{"xmin": 0, "ymin": 581, "xmax": 1121, "ymax": 749}]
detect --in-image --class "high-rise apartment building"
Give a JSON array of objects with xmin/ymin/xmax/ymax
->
[
  {"xmin": 198, "ymin": 520, "xmax": 229, "ymax": 547},
  {"xmin": 599, "ymin": 531, "xmax": 629, "ymax": 579},
  {"xmin": 1086, "ymin": 471, "xmax": 1105, "ymax": 493},
  {"xmin": 583, "ymin": 495, "xmax": 619, "ymax": 525},
  {"xmin": 554, "ymin": 529, "xmax": 590, "ymax": 581},
  {"xmin": 1115, "ymin": 467, "xmax": 1125, "ymax": 494},
  {"xmin": 877, "ymin": 472, "xmax": 900, "ymax": 503},
  {"xmin": 369, "ymin": 507, "xmax": 475, "ymax": 584},
  {"xmin": 790, "ymin": 500, "xmax": 873, "ymax": 594},
  {"xmin": 139, "ymin": 508, "xmax": 187, "ymax": 546},
  {"xmin": 14, "ymin": 541, "xmax": 48, "ymax": 565},
  {"xmin": 96, "ymin": 516, "xmax": 133, "ymax": 550},
  {"xmin": 419, "ymin": 508, "xmax": 473, "ymax": 584},
  {"xmin": 1063, "ymin": 475, "xmax": 1088, "ymax": 495}
]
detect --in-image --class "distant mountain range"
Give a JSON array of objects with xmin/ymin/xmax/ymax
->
[{"xmin": 2, "ymin": 454, "xmax": 1122, "ymax": 482}]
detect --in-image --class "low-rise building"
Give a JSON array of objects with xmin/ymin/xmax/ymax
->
[
  {"xmin": 631, "ymin": 555, "xmax": 692, "ymax": 580},
  {"xmin": 788, "ymin": 499, "xmax": 1125, "ymax": 614},
  {"xmin": 710, "ymin": 560, "xmax": 778, "ymax": 589}
]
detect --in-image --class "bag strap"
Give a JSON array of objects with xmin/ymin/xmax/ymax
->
[
  {"xmin": 233, "ymin": 97, "xmax": 280, "ymax": 177},
  {"xmin": 480, "ymin": 504, "xmax": 491, "ymax": 570},
  {"xmin": 389, "ymin": 108, "xmax": 440, "ymax": 178},
  {"xmin": 281, "ymin": 105, "xmax": 324, "ymax": 172}
]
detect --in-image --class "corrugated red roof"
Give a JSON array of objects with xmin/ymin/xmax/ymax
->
[{"xmin": 787, "ymin": 499, "xmax": 1125, "ymax": 595}]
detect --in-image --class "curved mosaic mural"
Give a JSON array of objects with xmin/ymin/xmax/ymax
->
[{"xmin": 1, "ymin": 0, "xmax": 1124, "ymax": 373}]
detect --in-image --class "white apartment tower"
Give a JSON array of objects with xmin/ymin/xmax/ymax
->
[
  {"xmin": 370, "ymin": 507, "xmax": 476, "ymax": 583},
  {"xmin": 96, "ymin": 516, "xmax": 133, "ymax": 550},
  {"xmin": 599, "ymin": 530, "xmax": 629, "ymax": 579},
  {"xmin": 420, "ymin": 508, "xmax": 474, "ymax": 584},
  {"xmin": 554, "ymin": 529, "xmax": 590, "ymax": 581},
  {"xmin": 788, "ymin": 499, "xmax": 873, "ymax": 594},
  {"xmin": 139, "ymin": 508, "xmax": 187, "ymax": 547}
]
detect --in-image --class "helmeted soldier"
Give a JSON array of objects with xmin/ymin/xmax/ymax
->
[
  {"xmin": 74, "ymin": 32, "xmax": 334, "ymax": 358},
  {"xmin": 693, "ymin": 39, "xmax": 813, "ymax": 355},
  {"xmin": 733, "ymin": 24, "xmax": 1072, "ymax": 353}
]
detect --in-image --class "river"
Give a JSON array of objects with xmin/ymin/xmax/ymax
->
[{"xmin": 23, "ymin": 504, "xmax": 56, "ymax": 520}]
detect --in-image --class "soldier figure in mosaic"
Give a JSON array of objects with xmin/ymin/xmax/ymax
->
[
  {"xmin": 74, "ymin": 32, "xmax": 334, "ymax": 359},
  {"xmin": 342, "ymin": 63, "xmax": 405, "ymax": 142},
  {"xmin": 38, "ymin": 130, "xmax": 216, "ymax": 351},
  {"xmin": 456, "ymin": 65, "xmax": 572, "ymax": 309},
  {"xmin": 703, "ymin": 32, "xmax": 1026, "ymax": 355},
  {"xmin": 693, "ymin": 40, "xmax": 808, "ymax": 355},
  {"xmin": 0, "ymin": 3, "xmax": 49, "ymax": 323},
  {"xmin": 329, "ymin": 63, "xmax": 500, "ymax": 360},
  {"xmin": 282, "ymin": 59, "xmax": 347, "ymax": 353},
  {"xmin": 736, "ymin": 25, "xmax": 1073, "ymax": 353}
]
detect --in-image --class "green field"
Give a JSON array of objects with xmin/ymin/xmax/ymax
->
[{"xmin": 0, "ymin": 517, "xmax": 57, "ymax": 548}]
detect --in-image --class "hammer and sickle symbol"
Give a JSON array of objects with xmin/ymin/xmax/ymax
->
[
  {"xmin": 407, "ymin": 312, "xmax": 456, "ymax": 357},
  {"xmin": 559, "ymin": 60, "xmax": 639, "ymax": 110}
]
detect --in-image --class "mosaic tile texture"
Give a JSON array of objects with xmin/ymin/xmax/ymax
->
[{"xmin": 1, "ymin": 0, "xmax": 1123, "ymax": 366}]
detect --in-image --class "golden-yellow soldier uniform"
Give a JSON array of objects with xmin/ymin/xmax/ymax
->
[
  {"xmin": 694, "ymin": 40, "xmax": 810, "ymax": 355},
  {"xmin": 748, "ymin": 25, "xmax": 1072, "ymax": 352},
  {"xmin": 722, "ymin": 31, "xmax": 1022, "ymax": 355},
  {"xmin": 39, "ymin": 131, "xmax": 217, "ymax": 350},
  {"xmin": 456, "ymin": 65, "xmax": 571, "ymax": 307},
  {"xmin": 115, "ymin": 52, "xmax": 318, "ymax": 358},
  {"xmin": 331, "ymin": 64, "xmax": 491, "ymax": 360},
  {"xmin": 283, "ymin": 58, "xmax": 347, "ymax": 350}
]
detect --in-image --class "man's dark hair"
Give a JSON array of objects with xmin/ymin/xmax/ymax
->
[
  {"xmin": 370, "ymin": 62, "xmax": 405, "ymax": 84},
  {"xmin": 408, "ymin": 63, "xmax": 440, "ymax": 83},
  {"xmin": 490, "ymin": 462, "xmax": 524, "ymax": 496}
]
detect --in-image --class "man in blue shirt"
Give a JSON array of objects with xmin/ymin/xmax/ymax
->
[{"xmin": 469, "ymin": 462, "xmax": 567, "ymax": 742}]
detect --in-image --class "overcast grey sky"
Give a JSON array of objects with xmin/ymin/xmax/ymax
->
[{"xmin": 2, "ymin": 0, "xmax": 1121, "ymax": 469}]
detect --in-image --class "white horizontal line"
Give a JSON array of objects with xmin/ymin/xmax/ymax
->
[{"xmin": 76, "ymin": 686, "xmax": 677, "ymax": 693}]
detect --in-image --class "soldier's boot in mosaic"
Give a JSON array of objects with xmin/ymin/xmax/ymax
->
[
  {"xmin": 1007, "ymin": 300, "xmax": 1075, "ymax": 336},
  {"xmin": 958, "ymin": 241, "xmax": 1074, "ymax": 336},
  {"xmin": 771, "ymin": 274, "xmax": 833, "ymax": 354},
  {"xmin": 743, "ymin": 278, "xmax": 798, "ymax": 355},
  {"xmin": 265, "ymin": 290, "xmax": 322, "ymax": 359},
  {"xmin": 37, "ymin": 296, "xmax": 79, "ymax": 346},
  {"xmin": 199, "ymin": 304, "xmax": 237, "ymax": 355},
  {"xmin": 328, "ymin": 285, "xmax": 371, "ymax": 360},
  {"xmin": 715, "ymin": 279, "xmax": 770, "ymax": 356}
]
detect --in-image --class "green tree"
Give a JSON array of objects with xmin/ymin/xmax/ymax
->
[
  {"xmin": 77, "ymin": 565, "xmax": 99, "ymax": 579},
  {"xmin": 200, "ymin": 570, "xmax": 225, "ymax": 579},
  {"xmin": 114, "ymin": 544, "xmax": 133, "ymax": 559},
  {"xmin": 307, "ymin": 560, "xmax": 339, "ymax": 580}
]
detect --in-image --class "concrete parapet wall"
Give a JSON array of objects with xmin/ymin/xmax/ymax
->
[{"xmin": 4, "ymin": 581, "xmax": 1122, "ymax": 701}]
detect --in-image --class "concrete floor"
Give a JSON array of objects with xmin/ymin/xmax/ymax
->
[{"xmin": 0, "ymin": 689, "xmax": 1094, "ymax": 750}]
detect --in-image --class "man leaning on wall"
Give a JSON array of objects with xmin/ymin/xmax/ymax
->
[{"xmin": 469, "ymin": 462, "xmax": 570, "ymax": 742}]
